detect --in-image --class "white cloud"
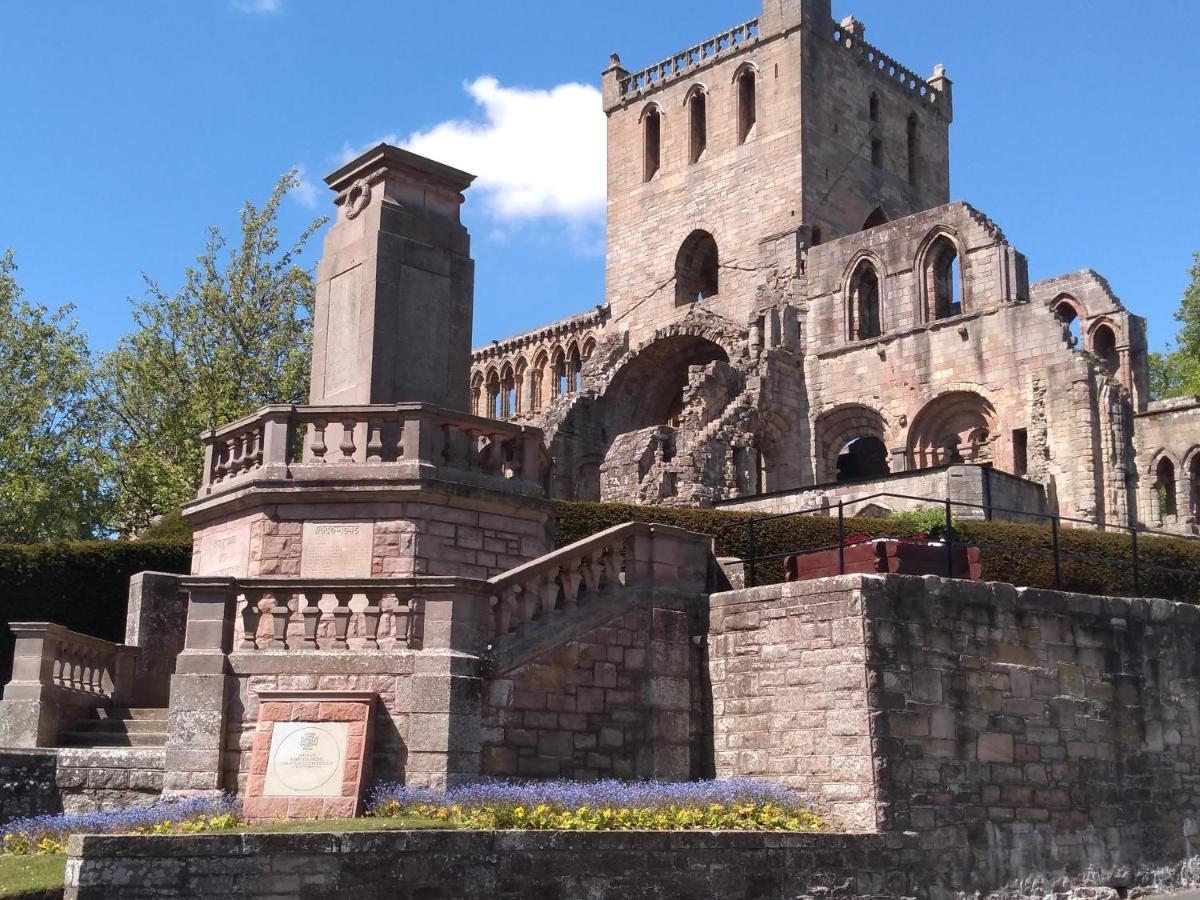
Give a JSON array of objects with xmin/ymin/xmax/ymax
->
[
  {"xmin": 232, "ymin": 0, "xmax": 281, "ymax": 14},
  {"xmin": 291, "ymin": 166, "xmax": 320, "ymax": 208},
  {"xmin": 342, "ymin": 77, "xmax": 606, "ymax": 223}
]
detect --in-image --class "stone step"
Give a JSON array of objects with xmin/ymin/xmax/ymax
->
[
  {"xmin": 57, "ymin": 730, "xmax": 167, "ymax": 749},
  {"xmin": 69, "ymin": 718, "xmax": 167, "ymax": 735},
  {"xmin": 96, "ymin": 707, "xmax": 169, "ymax": 722}
]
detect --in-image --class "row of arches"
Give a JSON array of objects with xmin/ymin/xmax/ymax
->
[
  {"xmin": 642, "ymin": 64, "xmax": 757, "ymax": 182},
  {"xmin": 816, "ymin": 391, "xmax": 998, "ymax": 485},
  {"xmin": 472, "ymin": 337, "xmax": 597, "ymax": 419},
  {"xmin": 844, "ymin": 230, "xmax": 963, "ymax": 341}
]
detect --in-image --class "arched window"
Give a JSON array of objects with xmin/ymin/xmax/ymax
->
[
  {"xmin": 688, "ymin": 88, "xmax": 707, "ymax": 164},
  {"xmin": 848, "ymin": 259, "xmax": 882, "ymax": 341},
  {"xmin": 869, "ymin": 92, "xmax": 880, "ymax": 123},
  {"xmin": 470, "ymin": 373, "xmax": 484, "ymax": 418},
  {"xmin": 675, "ymin": 230, "xmax": 719, "ymax": 304},
  {"xmin": 1092, "ymin": 323, "xmax": 1118, "ymax": 374},
  {"xmin": 736, "ymin": 68, "xmax": 756, "ymax": 144},
  {"xmin": 862, "ymin": 207, "xmax": 887, "ymax": 230},
  {"xmin": 513, "ymin": 359, "xmax": 527, "ymax": 415},
  {"xmin": 836, "ymin": 437, "xmax": 891, "ymax": 483},
  {"xmin": 1054, "ymin": 298, "xmax": 1082, "ymax": 348},
  {"xmin": 871, "ymin": 134, "xmax": 883, "ymax": 168},
  {"xmin": 922, "ymin": 234, "xmax": 962, "ymax": 320},
  {"xmin": 1190, "ymin": 453, "xmax": 1200, "ymax": 521},
  {"xmin": 1155, "ymin": 456, "xmax": 1178, "ymax": 519},
  {"xmin": 530, "ymin": 352, "xmax": 547, "ymax": 410},
  {"xmin": 500, "ymin": 364, "xmax": 516, "ymax": 418},
  {"xmin": 643, "ymin": 105, "xmax": 661, "ymax": 182},
  {"xmin": 551, "ymin": 349, "xmax": 567, "ymax": 398},
  {"xmin": 486, "ymin": 370, "xmax": 502, "ymax": 419},
  {"xmin": 568, "ymin": 344, "xmax": 582, "ymax": 393},
  {"xmin": 907, "ymin": 114, "xmax": 919, "ymax": 185}
]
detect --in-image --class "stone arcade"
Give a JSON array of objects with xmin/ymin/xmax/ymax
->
[{"xmin": 5, "ymin": 1, "xmax": 1200, "ymax": 896}]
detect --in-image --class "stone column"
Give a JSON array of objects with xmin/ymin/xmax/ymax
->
[
  {"xmin": 639, "ymin": 607, "xmax": 693, "ymax": 780},
  {"xmin": 125, "ymin": 573, "xmax": 187, "ymax": 709},
  {"xmin": 0, "ymin": 627, "xmax": 65, "ymax": 747},
  {"xmin": 163, "ymin": 578, "xmax": 236, "ymax": 795},
  {"xmin": 405, "ymin": 582, "xmax": 491, "ymax": 788}
]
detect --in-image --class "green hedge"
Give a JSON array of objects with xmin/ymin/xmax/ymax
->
[
  {"xmin": 554, "ymin": 502, "xmax": 1200, "ymax": 603},
  {"xmin": 0, "ymin": 540, "xmax": 192, "ymax": 685}
]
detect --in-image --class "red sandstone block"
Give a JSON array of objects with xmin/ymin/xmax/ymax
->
[
  {"xmin": 287, "ymin": 798, "xmax": 326, "ymax": 819},
  {"xmin": 293, "ymin": 702, "xmax": 320, "ymax": 720},
  {"xmin": 323, "ymin": 798, "xmax": 357, "ymax": 818},
  {"xmin": 244, "ymin": 797, "xmax": 288, "ymax": 820},
  {"xmin": 343, "ymin": 760, "xmax": 361, "ymax": 783},
  {"xmin": 348, "ymin": 722, "xmax": 366, "ymax": 740},
  {"xmin": 258, "ymin": 702, "xmax": 292, "ymax": 722},
  {"xmin": 247, "ymin": 773, "xmax": 266, "ymax": 794},
  {"xmin": 319, "ymin": 702, "xmax": 369, "ymax": 721},
  {"xmin": 249, "ymin": 752, "xmax": 269, "ymax": 776}
]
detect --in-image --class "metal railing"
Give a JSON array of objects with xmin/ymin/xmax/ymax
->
[{"xmin": 724, "ymin": 490, "xmax": 1200, "ymax": 595}]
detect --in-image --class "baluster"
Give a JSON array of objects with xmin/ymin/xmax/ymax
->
[
  {"xmin": 79, "ymin": 656, "xmax": 91, "ymax": 693},
  {"xmin": 331, "ymin": 590, "xmax": 353, "ymax": 648},
  {"xmin": 227, "ymin": 437, "xmax": 242, "ymax": 476},
  {"xmin": 71, "ymin": 653, "xmax": 83, "ymax": 690},
  {"xmin": 380, "ymin": 592, "xmax": 400, "ymax": 648},
  {"xmin": 339, "ymin": 419, "xmax": 357, "ymax": 462},
  {"xmin": 91, "ymin": 657, "xmax": 103, "ymax": 693},
  {"xmin": 561, "ymin": 563, "xmax": 582, "ymax": 608},
  {"xmin": 518, "ymin": 581, "xmax": 539, "ymax": 626},
  {"xmin": 407, "ymin": 597, "xmax": 424, "ymax": 649},
  {"xmin": 300, "ymin": 590, "xmax": 322, "ymax": 648},
  {"xmin": 53, "ymin": 655, "xmax": 64, "ymax": 688},
  {"xmin": 361, "ymin": 591, "xmax": 382, "ymax": 650},
  {"xmin": 494, "ymin": 586, "xmax": 519, "ymax": 635},
  {"xmin": 366, "ymin": 421, "xmax": 384, "ymax": 463},
  {"xmin": 538, "ymin": 572, "xmax": 560, "ymax": 615},
  {"xmin": 240, "ymin": 591, "xmax": 263, "ymax": 650},
  {"xmin": 267, "ymin": 593, "xmax": 290, "ymax": 650},
  {"xmin": 310, "ymin": 421, "xmax": 328, "ymax": 463},
  {"xmin": 581, "ymin": 551, "xmax": 601, "ymax": 596},
  {"xmin": 215, "ymin": 443, "xmax": 231, "ymax": 481},
  {"xmin": 249, "ymin": 427, "xmax": 263, "ymax": 469},
  {"xmin": 601, "ymin": 543, "xmax": 623, "ymax": 587}
]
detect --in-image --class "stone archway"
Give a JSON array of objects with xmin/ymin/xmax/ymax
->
[
  {"xmin": 908, "ymin": 391, "xmax": 998, "ymax": 470},
  {"xmin": 814, "ymin": 405, "xmax": 890, "ymax": 484},
  {"xmin": 604, "ymin": 334, "xmax": 731, "ymax": 433}
]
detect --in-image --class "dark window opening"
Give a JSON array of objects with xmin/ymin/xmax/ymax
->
[
  {"xmin": 849, "ymin": 262, "xmax": 882, "ymax": 341},
  {"xmin": 869, "ymin": 92, "xmax": 880, "ymax": 122},
  {"xmin": 907, "ymin": 114, "xmax": 919, "ymax": 185},
  {"xmin": 863, "ymin": 207, "xmax": 887, "ymax": 230},
  {"xmin": 925, "ymin": 236, "xmax": 962, "ymax": 320},
  {"xmin": 737, "ymin": 70, "xmax": 756, "ymax": 144},
  {"xmin": 837, "ymin": 437, "xmax": 891, "ymax": 483},
  {"xmin": 1013, "ymin": 428, "xmax": 1028, "ymax": 478},
  {"xmin": 1092, "ymin": 324, "xmax": 1119, "ymax": 374},
  {"xmin": 1156, "ymin": 457, "xmax": 1178, "ymax": 519},
  {"xmin": 871, "ymin": 137, "xmax": 883, "ymax": 168},
  {"xmin": 689, "ymin": 91, "xmax": 707, "ymax": 164},
  {"xmin": 1055, "ymin": 300, "xmax": 1082, "ymax": 348},
  {"xmin": 810, "ymin": 226, "xmax": 823, "ymax": 246},
  {"xmin": 675, "ymin": 230, "xmax": 720, "ymax": 304},
  {"xmin": 643, "ymin": 107, "xmax": 661, "ymax": 182}
]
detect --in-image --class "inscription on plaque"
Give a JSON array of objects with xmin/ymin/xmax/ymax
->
[
  {"xmin": 323, "ymin": 267, "xmax": 360, "ymax": 396},
  {"xmin": 197, "ymin": 525, "xmax": 251, "ymax": 577},
  {"xmin": 300, "ymin": 521, "xmax": 373, "ymax": 578},
  {"xmin": 262, "ymin": 722, "xmax": 349, "ymax": 798}
]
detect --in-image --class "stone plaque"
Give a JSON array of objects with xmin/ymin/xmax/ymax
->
[
  {"xmin": 263, "ymin": 722, "xmax": 349, "ymax": 798},
  {"xmin": 244, "ymin": 690, "xmax": 375, "ymax": 822},
  {"xmin": 301, "ymin": 521, "xmax": 374, "ymax": 578},
  {"xmin": 197, "ymin": 524, "xmax": 251, "ymax": 577},
  {"xmin": 323, "ymin": 266, "xmax": 360, "ymax": 396}
]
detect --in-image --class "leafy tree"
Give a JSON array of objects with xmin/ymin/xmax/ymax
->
[
  {"xmin": 1150, "ymin": 252, "xmax": 1200, "ymax": 400},
  {"xmin": 96, "ymin": 171, "xmax": 326, "ymax": 532},
  {"xmin": 0, "ymin": 251, "xmax": 109, "ymax": 540}
]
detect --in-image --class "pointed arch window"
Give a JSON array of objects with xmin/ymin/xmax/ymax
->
[
  {"xmin": 643, "ymin": 105, "xmax": 662, "ymax": 182},
  {"xmin": 848, "ymin": 259, "xmax": 882, "ymax": 341},
  {"xmin": 907, "ymin": 113, "xmax": 919, "ymax": 185},
  {"xmin": 1091, "ymin": 323, "xmax": 1119, "ymax": 374},
  {"xmin": 922, "ymin": 234, "xmax": 963, "ymax": 320},
  {"xmin": 869, "ymin": 92, "xmax": 880, "ymax": 123},
  {"xmin": 688, "ymin": 88, "xmax": 707, "ymax": 164},
  {"xmin": 675, "ymin": 230, "xmax": 720, "ymax": 304},
  {"xmin": 736, "ymin": 68, "xmax": 756, "ymax": 144},
  {"xmin": 1155, "ymin": 456, "xmax": 1178, "ymax": 520}
]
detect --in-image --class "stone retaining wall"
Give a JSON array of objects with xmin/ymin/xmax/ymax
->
[
  {"xmin": 64, "ymin": 830, "xmax": 895, "ymax": 899},
  {"xmin": 0, "ymin": 749, "xmax": 59, "ymax": 824}
]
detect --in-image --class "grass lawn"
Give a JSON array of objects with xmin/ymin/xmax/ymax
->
[{"xmin": 0, "ymin": 852, "xmax": 66, "ymax": 898}]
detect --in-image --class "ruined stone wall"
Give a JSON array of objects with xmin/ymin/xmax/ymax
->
[
  {"xmin": 1134, "ymin": 397, "xmax": 1200, "ymax": 534},
  {"xmin": 0, "ymin": 749, "xmax": 59, "ymax": 823},
  {"xmin": 709, "ymin": 573, "xmax": 1200, "ymax": 891}
]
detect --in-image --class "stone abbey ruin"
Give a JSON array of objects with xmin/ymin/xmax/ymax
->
[{"xmin": 6, "ymin": 0, "xmax": 1200, "ymax": 896}]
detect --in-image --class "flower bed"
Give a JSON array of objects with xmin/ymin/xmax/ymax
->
[
  {"xmin": 1, "ymin": 796, "xmax": 241, "ymax": 856},
  {"xmin": 370, "ymin": 779, "xmax": 822, "ymax": 832}
]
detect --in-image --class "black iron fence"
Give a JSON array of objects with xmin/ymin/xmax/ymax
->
[{"xmin": 724, "ymin": 491, "xmax": 1200, "ymax": 596}]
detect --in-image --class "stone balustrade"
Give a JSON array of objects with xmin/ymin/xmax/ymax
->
[
  {"xmin": 831, "ymin": 19, "xmax": 945, "ymax": 110},
  {"xmin": 230, "ymin": 579, "xmax": 425, "ymax": 652},
  {"xmin": 0, "ymin": 624, "xmax": 139, "ymax": 747},
  {"xmin": 487, "ymin": 522, "xmax": 713, "ymax": 641},
  {"xmin": 617, "ymin": 18, "xmax": 760, "ymax": 100},
  {"xmin": 197, "ymin": 403, "xmax": 549, "ymax": 499}
]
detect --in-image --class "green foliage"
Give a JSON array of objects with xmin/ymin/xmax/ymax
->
[
  {"xmin": 136, "ymin": 509, "xmax": 196, "ymax": 543},
  {"xmin": 375, "ymin": 800, "xmax": 822, "ymax": 832},
  {"xmin": 553, "ymin": 502, "xmax": 1200, "ymax": 602},
  {"xmin": 1150, "ymin": 251, "xmax": 1200, "ymax": 400},
  {"xmin": 0, "ymin": 250, "xmax": 109, "ymax": 541},
  {"xmin": 882, "ymin": 506, "xmax": 950, "ymax": 539},
  {"xmin": 0, "ymin": 539, "xmax": 191, "ymax": 684},
  {"xmin": 94, "ymin": 171, "xmax": 326, "ymax": 533}
]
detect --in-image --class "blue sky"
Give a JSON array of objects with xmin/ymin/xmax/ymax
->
[{"xmin": 1, "ymin": 1, "xmax": 1197, "ymax": 354}]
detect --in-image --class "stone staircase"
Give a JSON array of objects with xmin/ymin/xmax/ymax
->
[{"xmin": 58, "ymin": 707, "xmax": 168, "ymax": 748}]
